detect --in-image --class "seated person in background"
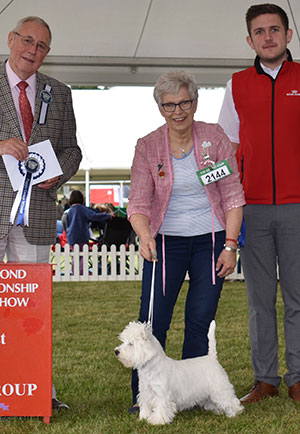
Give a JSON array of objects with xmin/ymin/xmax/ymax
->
[{"xmin": 66, "ymin": 190, "xmax": 111, "ymax": 273}]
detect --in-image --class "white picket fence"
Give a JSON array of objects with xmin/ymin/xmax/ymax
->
[{"xmin": 50, "ymin": 243, "xmax": 244, "ymax": 282}]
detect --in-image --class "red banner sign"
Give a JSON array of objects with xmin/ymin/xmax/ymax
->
[{"xmin": 0, "ymin": 264, "xmax": 52, "ymax": 423}]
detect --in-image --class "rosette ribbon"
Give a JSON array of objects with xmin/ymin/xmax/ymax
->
[{"xmin": 10, "ymin": 152, "xmax": 45, "ymax": 226}]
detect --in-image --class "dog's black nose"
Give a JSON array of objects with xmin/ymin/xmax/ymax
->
[{"xmin": 115, "ymin": 349, "xmax": 119, "ymax": 356}]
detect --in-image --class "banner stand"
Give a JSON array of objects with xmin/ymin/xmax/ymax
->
[{"xmin": 0, "ymin": 263, "xmax": 52, "ymax": 423}]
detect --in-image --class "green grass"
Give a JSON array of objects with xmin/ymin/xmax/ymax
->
[{"xmin": 2, "ymin": 280, "xmax": 298, "ymax": 433}]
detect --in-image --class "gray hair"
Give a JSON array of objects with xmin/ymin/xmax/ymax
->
[
  {"xmin": 13, "ymin": 16, "xmax": 52, "ymax": 44},
  {"xmin": 153, "ymin": 70, "xmax": 198, "ymax": 105}
]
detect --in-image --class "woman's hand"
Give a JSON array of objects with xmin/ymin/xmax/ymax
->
[
  {"xmin": 129, "ymin": 214, "xmax": 157, "ymax": 261},
  {"xmin": 217, "ymin": 206, "xmax": 243, "ymax": 277},
  {"xmin": 139, "ymin": 234, "xmax": 157, "ymax": 261},
  {"xmin": 216, "ymin": 249, "xmax": 236, "ymax": 278}
]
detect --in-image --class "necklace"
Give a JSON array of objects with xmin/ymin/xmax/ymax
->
[
  {"xmin": 170, "ymin": 137, "xmax": 193, "ymax": 158},
  {"xmin": 171, "ymin": 145, "xmax": 190, "ymax": 158}
]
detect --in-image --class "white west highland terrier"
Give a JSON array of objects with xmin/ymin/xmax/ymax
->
[{"xmin": 115, "ymin": 320, "xmax": 243, "ymax": 425}]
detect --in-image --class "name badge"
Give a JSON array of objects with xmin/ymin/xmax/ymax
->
[{"xmin": 197, "ymin": 160, "xmax": 232, "ymax": 186}]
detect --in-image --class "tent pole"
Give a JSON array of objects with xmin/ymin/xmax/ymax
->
[{"xmin": 85, "ymin": 169, "xmax": 90, "ymax": 206}]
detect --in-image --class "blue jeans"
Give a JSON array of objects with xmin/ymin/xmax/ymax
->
[{"xmin": 131, "ymin": 230, "xmax": 225, "ymax": 403}]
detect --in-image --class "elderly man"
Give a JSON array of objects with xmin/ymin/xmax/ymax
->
[{"xmin": 0, "ymin": 16, "xmax": 82, "ymax": 410}]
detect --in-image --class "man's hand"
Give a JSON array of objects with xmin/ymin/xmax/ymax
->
[
  {"xmin": 38, "ymin": 176, "xmax": 60, "ymax": 190},
  {"xmin": 0, "ymin": 138, "xmax": 28, "ymax": 161}
]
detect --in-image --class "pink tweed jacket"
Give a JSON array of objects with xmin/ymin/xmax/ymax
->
[{"xmin": 127, "ymin": 121, "xmax": 245, "ymax": 238}]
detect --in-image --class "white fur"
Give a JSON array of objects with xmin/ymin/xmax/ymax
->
[{"xmin": 115, "ymin": 320, "xmax": 244, "ymax": 425}]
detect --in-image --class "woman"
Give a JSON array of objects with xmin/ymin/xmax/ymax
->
[{"xmin": 127, "ymin": 70, "xmax": 245, "ymax": 411}]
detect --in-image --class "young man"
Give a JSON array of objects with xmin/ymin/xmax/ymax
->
[{"xmin": 219, "ymin": 4, "xmax": 300, "ymax": 403}]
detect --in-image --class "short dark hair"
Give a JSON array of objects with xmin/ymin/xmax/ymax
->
[
  {"xmin": 69, "ymin": 190, "xmax": 84, "ymax": 205},
  {"xmin": 246, "ymin": 3, "xmax": 289, "ymax": 35}
]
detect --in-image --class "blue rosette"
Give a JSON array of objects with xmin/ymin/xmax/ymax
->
[{"xmin": 10, "ymin": 152, "xmax": 46, "ymax": 226}]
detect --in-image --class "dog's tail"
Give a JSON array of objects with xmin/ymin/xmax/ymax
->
[{"xmin": 208, "ymin": 320, "xmax": 217, "ymax": 358}]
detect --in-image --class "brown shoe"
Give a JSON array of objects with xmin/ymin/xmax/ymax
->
[
  {"xmin": 240, "ymin": 381, "xmax": 279, "ymax": 403},
  {"xmin": 289, "ymin": 382, "xmax": 300, "ymax": 402}
]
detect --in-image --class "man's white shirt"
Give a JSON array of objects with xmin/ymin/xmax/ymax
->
[{"xmin": 218, "ymin": 62, "xmax": 282, "ymax": 144}]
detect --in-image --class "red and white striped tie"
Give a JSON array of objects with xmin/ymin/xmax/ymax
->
[{"xmin": 17, "ymin": 81, "xmax": 33, "ymax": 143}]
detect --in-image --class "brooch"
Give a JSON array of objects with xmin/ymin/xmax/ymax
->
[{"xmin": 158, "ymin": 163, "xmax": 165, "ymax": 178}]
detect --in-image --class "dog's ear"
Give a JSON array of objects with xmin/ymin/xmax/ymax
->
[
  {"xmin": 129, "ymin": 321, "xmax": 136, "ymax": 327},
  {"xmin": 141, "ymin": 322, "xmax": 152, "ymax": 341}
]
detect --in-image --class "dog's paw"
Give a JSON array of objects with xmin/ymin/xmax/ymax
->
[
  {"xmin": 146, "ymin": 415, "xmax": 171, "ymax": 425},
  {"xmin": 139, "ymin": 408, "xmax": 152, "ymax": 420},
  {"xmin": 145, "ymin": 409, "xmax": 174, "ymax": 425},
  {"xmin": 224, "ymin": 401, "xmax": 244, "ymax": 418}
]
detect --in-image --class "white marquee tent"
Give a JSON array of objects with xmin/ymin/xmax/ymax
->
[
  {"xmin": 0, "ymin": 0, "xmax": 298, "ymax": 86},
  {"xmin": 0, "ymin": 0, "xmax": 299, "ymax": 186}
]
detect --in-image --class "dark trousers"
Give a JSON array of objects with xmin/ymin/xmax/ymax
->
[{"xmin": 131, "ymin": 231, "xmax": 225, "ymax": 403}]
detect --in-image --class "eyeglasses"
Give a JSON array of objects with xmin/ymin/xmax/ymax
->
[
  {"xmin": 14, "ymin": 32, "xmax": 50, "ymax": 54},
  {"xmin": 161, "ymin": 99, "xmax": 194, "ymax": 113}
]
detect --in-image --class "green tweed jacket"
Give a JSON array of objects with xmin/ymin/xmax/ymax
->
[{"xmin": 0, "ymin": 61, "xmax": 82, "ymax": 245}]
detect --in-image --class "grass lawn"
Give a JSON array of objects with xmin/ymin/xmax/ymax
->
[{"xmin": 2, "ymin": 279, "xmax": 299, "ymax": 434}]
